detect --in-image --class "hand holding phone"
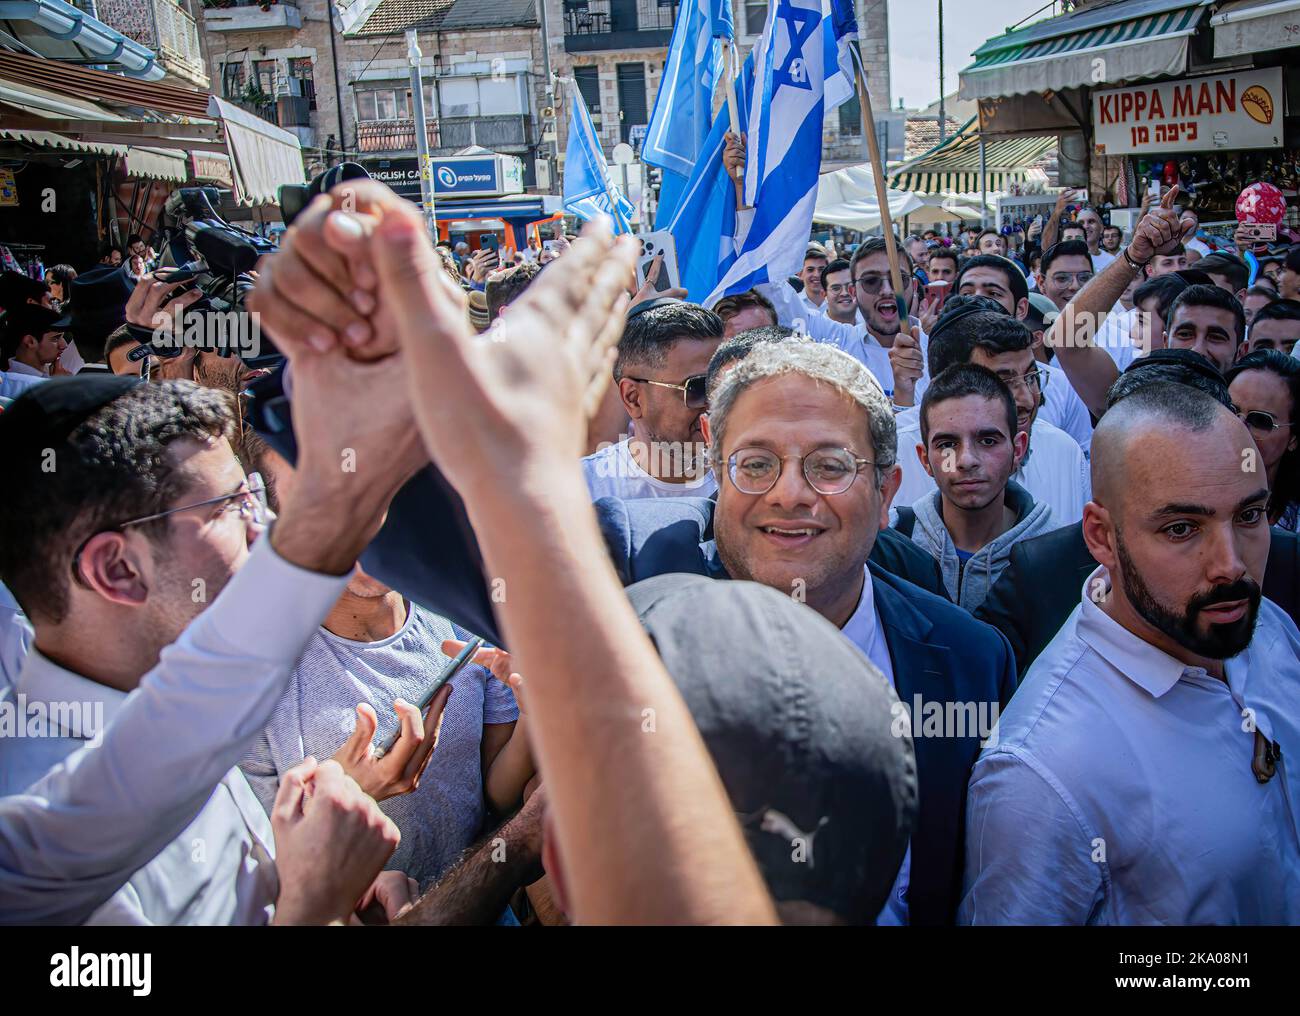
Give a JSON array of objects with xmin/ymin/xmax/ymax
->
[{"xmin": 371, "ymin": 636, "xmax": 484, "ymax": 761}]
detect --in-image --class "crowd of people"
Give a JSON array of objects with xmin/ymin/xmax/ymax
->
[{"xmin": 0, "ymin": 173, "xmax": 1298, "ymax": 926}]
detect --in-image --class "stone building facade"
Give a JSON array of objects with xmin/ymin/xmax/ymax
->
[{"xmin": 200, "ymin": 0, "xmax": 894, "ymax": 187}]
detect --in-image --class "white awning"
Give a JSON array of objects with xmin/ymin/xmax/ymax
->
[
  {"xmin": 124, "ymin": 146, "xmax": 187, "ymax": 182},
  {"xmin": 208, "ymin": 96, "xmax": 305, "ymax": 207},
  {"xmin": 961, "ymin": 1, "xmax": 1211, "ymax": 100},
  {"xmin": 814, "ymin": 164, "xmax": 926, "ymax": 232},
  {"xmin": 0, "ymin": 74, "xmax": 125, "ymax": 155},
  {"xmin": 1211, "ymin": 0, "xmax": 1300, "ymax": 57}
]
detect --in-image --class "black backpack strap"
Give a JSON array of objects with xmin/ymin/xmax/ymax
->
[{"xmin": 894, "ymin": 505, "xmax": 916, "ymax": 538}]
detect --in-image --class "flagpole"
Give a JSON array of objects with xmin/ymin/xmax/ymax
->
[
  {"xmin": 851, "ymin": 46, "xmax": 913, "ymax": 339},
  {"xmin": 722, "ymin": 39, "xmax": 742, "ymax": 181}
]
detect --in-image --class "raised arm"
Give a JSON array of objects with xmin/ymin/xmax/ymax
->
[
  {"xmin": 373, "ymin": 201, "xmax": 776, "ymax": 925},
  {"xmin": 1046, "ymin": 186, "xmax": 1196, "ymax": 418}
]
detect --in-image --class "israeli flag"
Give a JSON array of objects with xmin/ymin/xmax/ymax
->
[
  {"xmin": 703, "ymin": 0, "xmax": 858, "ymax": 306},
  {"xmin": 662, "ymin": 51, "xmax": 755, "ymax": 302},
  {"xmin": 563, "ymin": 83, "xmax": 635, "ymax": 234},
  {"xmin": 642, "ymin": 0, "xmax": 734, "ymax": 223}
]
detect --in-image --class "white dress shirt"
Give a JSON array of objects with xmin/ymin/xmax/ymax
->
[
  {"xmin": 894, "ymin": 412, "xmax": 1088, "ymax": 526},
  {"xmin": 0, "ymin": 651, "xmax": 279, "ymax": 925},
  {"xmin": 839, "ymin": 566, "xmax": 910, "ymax": 925},
  {"xmin": 0, "ymin": 536, "xmax": 348, "ymax": 925},
  {"xmin": 0, "ymin": 582, "xmax": 31, "ymax": 691},
  {"xmin": 961, "ymin": 568, "xmax": 1300, "ymax": 924},
  {"xmin": 797, "ymin": 289, "xmax": 828, "ymax": 319}
]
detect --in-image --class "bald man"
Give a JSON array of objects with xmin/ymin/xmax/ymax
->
[{"xmin": 960, "ymin": 382, "xmax": 1300, "ymax": 924}]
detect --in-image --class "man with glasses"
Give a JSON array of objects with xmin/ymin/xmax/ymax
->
[
  {"xmin": 0, "ymin": 373, "xmax": 427, "ymax": 924},
  {"xmin": 698, "ymin": 341, "xmax": 1015, "ymax": 923},
  {"xmin": 581, "ymin": 300, "xmax": 723, "ymax": 500},
  {"xmin": 893, "ymin": 308, "xmax": 1089, "ymax": 526},
  {"xmin": 943, "ymin": 252, "xmax": 1093, "ymax": 449}
]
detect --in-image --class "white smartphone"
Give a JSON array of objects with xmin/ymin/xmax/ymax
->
[{"xmin": 634, "ymin": 231, "xmax": 681, "ymax": 293}]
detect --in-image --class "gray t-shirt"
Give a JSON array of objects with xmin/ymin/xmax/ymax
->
[{"xmin": 240, "ymin": 605, "xmax": 518, "ymax": 887}]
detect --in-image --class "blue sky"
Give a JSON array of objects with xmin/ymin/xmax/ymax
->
[{"xmin": 887, "ymin": 0, "xmax": 1055, "ymax": 109}]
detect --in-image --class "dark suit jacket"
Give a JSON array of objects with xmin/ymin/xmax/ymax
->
[{"xmin": 976, "ymin": 522, "xmax": 1300, "ymax": 678}]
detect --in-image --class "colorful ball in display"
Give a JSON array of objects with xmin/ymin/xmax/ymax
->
[{"xmin": 1236, "ymin": 182, "xmax": 1287, "ymax": 224}]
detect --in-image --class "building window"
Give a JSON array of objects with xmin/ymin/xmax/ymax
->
[
  {"xmin": 743, "ymin": 0, "xmax": 766, "ymax": 36},
  {"xmin": 222, "ymin": 61, "xmax": 246, "ymax": 99},
  {"xmin": 253, "ymin": 60, "xmax": 278, "ymax": 99},
  {"xmin": 288, "ymin": 57, "xmax": 316, "ymax": 111},
  {"xmin": 356, "ymin": 87, "xmax": 410, "ymax": 121},
  {"xmin": 574, "ymin": 65, "xmax": 601, "ymax": 122}
]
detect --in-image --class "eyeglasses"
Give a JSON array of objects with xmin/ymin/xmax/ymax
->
[
  {"xmin": 727, "ymin": 446, "xmax": 874, "ymax": 496},
  {"xmin": 71, "ymin": 474, "xmax": 268, "ymax": 585},
  {"xmin": 826, "ymin": 282, "xmax": 855, "ymax": 295},
  {"xmin": 997, "ymin": 368, "xmax": 1047, "ymax": 394},
  {"xmin": 1238, "ymin": 409, "xmax": 1295, "ymax": 434},
  {"xmin": 1049, "ymin": 272, "xmax": 1094, "ymax": 287},
  {"xmin": 854, "ymin": 272, "xmax": 909, "ymax": 295},
  {"xmin": 627, "ymin": 374, "xmax": 708, "ymax": 411}
]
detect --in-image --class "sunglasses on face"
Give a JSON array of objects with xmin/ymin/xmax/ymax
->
[
  {"xmin": 627, "ymin": 374, "xmax": 709, "ymax": 411},
  {"xmin": 1238, "ymin": 409, "xmax": 1295, "ymax": 434}
]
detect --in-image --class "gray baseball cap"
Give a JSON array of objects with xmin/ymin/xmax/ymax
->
[{"xmin": 626, "ymin": 573, "xmax": 917, "ymax": 923}]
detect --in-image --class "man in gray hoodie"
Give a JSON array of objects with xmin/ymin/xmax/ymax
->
[{"xmin": 895, "ymin": 364, "xmax": 1056, "ymax": 611}]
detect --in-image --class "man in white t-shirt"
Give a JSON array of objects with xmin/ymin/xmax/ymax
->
[
  {"xmin": 894, "ymin": 308, "xmax": 1087, "ymax": 526},
  {"xmin": 1076, "ymin": 207, "xmax": 1116, "ymax": 273},
  {"xmin": 581, "ymin": 301, "xmax": 724, "ymax": 500}
]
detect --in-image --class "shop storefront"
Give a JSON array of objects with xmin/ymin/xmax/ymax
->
[
  {"xmin": 0, "ymin": 50, "xmax": 304, "ymax": 266},
  {"xmin": 361, "ymin": 150, "xmax": 559, "ymax": 250},
  {"xmin": 959, "ymin": 0, "xmax": 1300, "ymax": 232},
  {"xmin": 1091, "ymin": 66, "xmax": 1295, "ymax": 233}
]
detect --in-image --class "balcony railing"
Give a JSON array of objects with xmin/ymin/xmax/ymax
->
[
  {"xmin": 203, "ymin": 0, "xmax": 303, "ymax": 31},
  {"xmin": 97, "ymin": 0, "xmax": 210, "ymax": 89},
  {"xmin": 357, "ymin": 119, "xmax": 440, "ymax": 154},
  {"xmin": 563, "ymin": 0, "xmax": 676, "ymax": 51},
  {"xmin": 356, "ymin": 115, "xmax": 531, "ymax": 155}
]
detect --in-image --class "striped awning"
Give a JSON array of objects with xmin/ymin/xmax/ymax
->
[
  {"xmin": 888, "ymin": 119, "xmax": 1055, "ymax": 194},
  {"xmin": 961, "ymin": 0, "xmax": 1212, "ymax": 100}
]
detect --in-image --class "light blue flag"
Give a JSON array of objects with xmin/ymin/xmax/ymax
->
[
  {"xmin": 704, "ymin": 0, "xmax": 858, "ymax": 305},
  {"xmin": 663, "ymin": 50, "xmax": 755, "ymax": 303},
  {"xmin": 563, "ymin": 84, "xmax": 635, "ymax": 233},
  {"xmin": 642, "ymin": 0, "xmax": 735, "ymax": 225}
]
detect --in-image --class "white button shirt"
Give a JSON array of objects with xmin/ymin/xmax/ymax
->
[
  {"xmin": 0, "ymin": 536, "xmax": 348, "ymax": 925},
  {"xmin": 961, "ymin": 568, "xmax": 1300, "ymax": 925},
  {"xmin": 0, "ymin": 652, "xmax": 279, "ymax": 925},
  {"xmin": 839, "ymin": 567, "xmax": 910, "ymax": 925}
]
